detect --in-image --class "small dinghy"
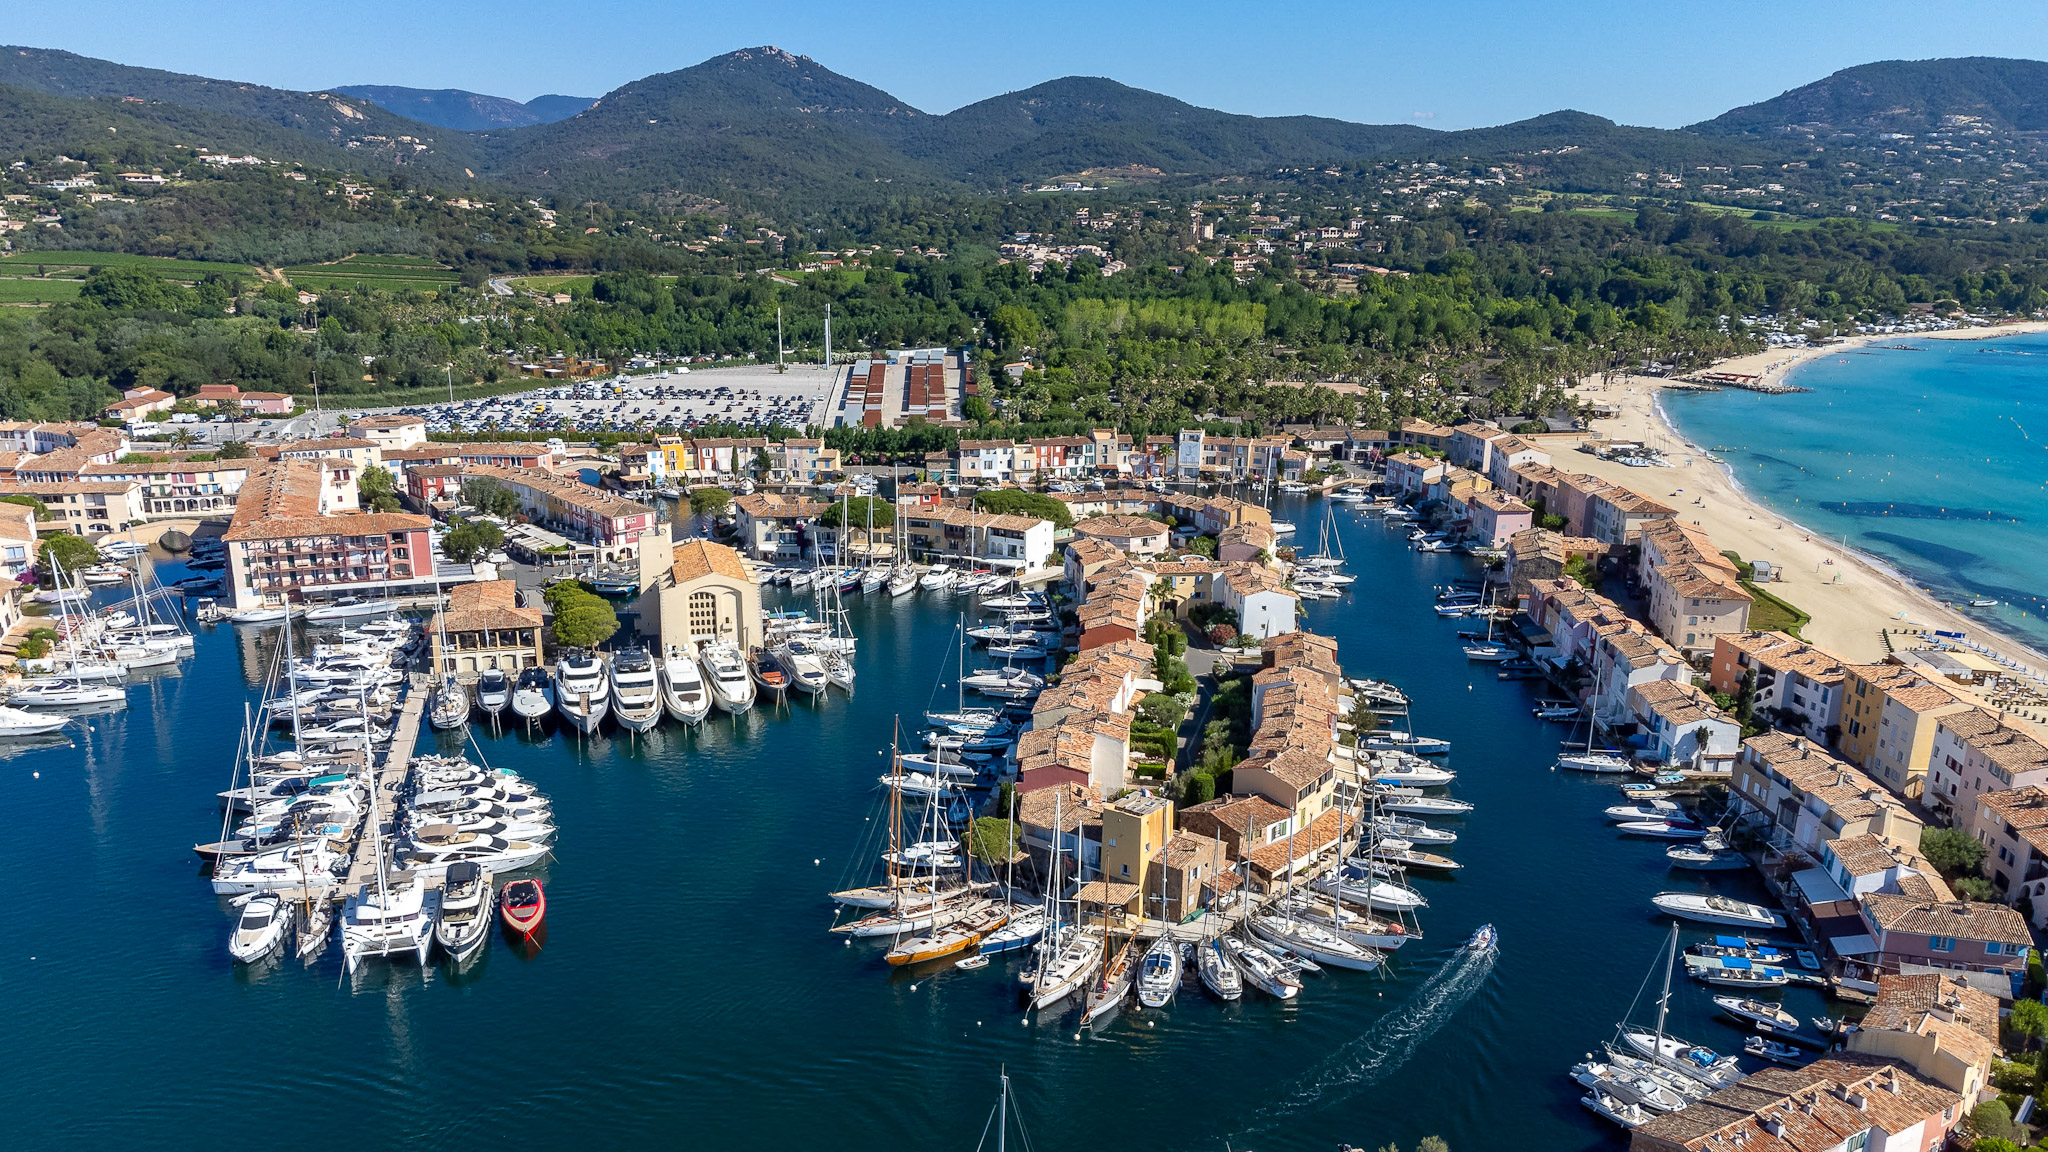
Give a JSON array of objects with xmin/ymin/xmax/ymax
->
[{"xmin": 500, "ymin": 878, "xmax": 546, "ymax": 937}]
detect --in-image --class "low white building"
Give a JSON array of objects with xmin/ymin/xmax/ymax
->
[{"xmin": 1216, "ymin": 564, "xmax": 1299, "ymax": 639}]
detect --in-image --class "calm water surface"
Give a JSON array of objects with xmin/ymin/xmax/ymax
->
[
  {"xmin": 1662, "ymin": 332, "xmax": 2048, "ymax": 652},
  {"xmin": 5, "ymin": 505, "xmax": 1826, "ymax": 1150}
]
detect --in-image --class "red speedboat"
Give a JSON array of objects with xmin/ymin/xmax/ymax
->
[{"xmin": 500, "ymin": 879, "xmax": 546, "ymax": 937}]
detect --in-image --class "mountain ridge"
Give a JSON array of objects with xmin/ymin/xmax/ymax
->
[{"xmin": 331, "ymin": 85, "xmax": 595, "ymax": 130}]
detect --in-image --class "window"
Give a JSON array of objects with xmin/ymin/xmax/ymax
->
[{"xmin": 1929, "ymin": 936, "xmax": 1954, "ymax": 952}]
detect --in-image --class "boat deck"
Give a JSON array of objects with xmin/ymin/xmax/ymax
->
[{"xmin": 337, "ymin": 674, "xmax": 429, "ymax": 898}]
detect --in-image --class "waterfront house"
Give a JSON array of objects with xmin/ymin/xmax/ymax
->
[
  {"xmin": 1072, "ymin": 514, "xmax": 1171, "ymax": 557},
  {"xmin": 220, "ymin": 460, "xmax": 434, "ymax": 610},
  {"xmin": 898, "ymin": 505, "xmax": 1055, "ymax": 573},
  {"xmin": 1729, "ymin": 732, "xmax": 1924, "ymax": 857},
  {"xmin": 1447, "ymin": 422, "xmax": 1508, "ymax": 472},
  {"xmin": 0, "ymin": 479, "xmax": 147, "ymax": 539},
  {"xmin": 1625, "ymin": 1055, "xmax": 1960, "ymax": 1152},
  {"xmin": 1099, "ymin": 794, "xmax": 1173, "ymax": 896},
  {"xmin": 1637, "ymin": 519, "xmax": 1752, "ymax": 656},
  {"xmin": 1856, "ymin": 891, "xmax": 2032, "ymax": 992},
  {"xmin": 1845, "ymin": 974, "xmax": 1999, "ymax": 1100},
  {"xmin": 0, "ymin": 502, "xmax": 33, "ymax": 580},
  {"xmin": 1463, "ymin": 489, "xmax": 1533, "ymax": 548},
  {"xmin": 406, "ymin": 464, "xmax": 465, "ymax": 510},
  {"xmin": 464, "ymin": 464, "xmax": 659, "ymax": 569},
  {"xmin": 1585, "ymin": 486, "xmax": 1675, "ymax": 546},
  {"xmin": 1502, "ymin": 529, "xmax": 1608, "ymax": 602},
  {"xmin": 1017, "ymin": 782, "xmax": 1104, "ymax": 881},
  {"xmin": 1483, "ymin": 435, "xmax": 1550, "ymax": 490},
  {"xmin": 1217, "ymin": 522, "xmax": 1276, "ymax": 564},
  {"xmin": 1624, "ymin": 679, "xmax": 1741, "ymax": 772},
  {"xmin": 1214, "ymin": 564, "xmax": 1298, "ymax": 640},
  {"xmin": 428, "ymin": 580, "xmax": 543, "ymax": 679},
  {"xmin": 1838, "ymin": 664, "xmax": 1971, "ymax": 801},
  {"xmin": 1155, "ymin": 830, "xmax": 1238, "ymax": 920},
  {"xmin": 1231, "ymin": 746, "xmax": 1338, "ymax": 823},
  {"xmin": 1062, "ymin": 538, "xmax": 1127, "ymax": 591},
  {"xmin": 1382, "ymin": 452, "xmax": 1446, "ymax": 496},
  {"xmin": 82, "ymin": 456, "xmax": 253, "ymax": 521},
  {"xmin": 1925, "ymin": 708, "xmax": 2048, "ymax": 834},
  {"xmin": 1971, "ymin": 786, "xmax": 2048, "ymax": 927},
  {"xmin": 1396, "ymin": 419, "xmax": 1452, "ymax": 451},
  {"xmin": 1180, "ymin": 794, "xmax": 1295, "ymax": 858},
  {"xmin": 637, "ymin": 539, "xmax": 763, "ymax": 656},
  {"xmin": 1709, "ymin": 632, "xmax": 1849, "ymax": 744},
  {"xmin": 733, "ymin": 492, "xmax": 826, "ymax": 561}
]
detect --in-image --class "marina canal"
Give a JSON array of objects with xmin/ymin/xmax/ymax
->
[{"xmin": 6, "ymin": 495, "xmax": 1829, "ymax": 1151}]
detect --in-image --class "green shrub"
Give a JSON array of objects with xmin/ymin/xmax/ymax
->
[
  {"xmin": 1182, "ymin": 773, "xmax": 1216, "ymax": 805},
  {"xmin": 1922, "ymin": 827, "xmax": 1987, "ymax": 873},
  {"xmin": 1971, "ymin": 1099, "xmax": 2016, "ymax": 1143}
]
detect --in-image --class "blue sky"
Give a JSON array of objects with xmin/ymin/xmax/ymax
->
[{"xmin": 12, "ymin": 0, "xmax": 2048, "ymax": 129}]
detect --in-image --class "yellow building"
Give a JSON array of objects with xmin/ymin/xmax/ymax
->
[
  {"xmin": 1839, "ymin": 663, "xmax": 1973, "ymax": 800},
  {"xmin": 1098, "ymin": 794, "xmax": 1173, "ymax": 911},
  {"xmin": 636, "ymin": 539, "xmax": 763, "ymax": 655}
]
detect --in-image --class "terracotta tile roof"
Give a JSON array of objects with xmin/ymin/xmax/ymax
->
[
  {"xmin": 1181, "ymin": 794, "xmax": 1291, "ymax": 841},
  {"xmin": 1939, "ymin": 708, "xmax": 2048, "ymax": 775},
  {"xmin": 1976, "ymin": 785, "xmax": 2048, "ymax": 857},
  {"xmin": 1862, "ymin": 973, "xmax": 2000, "ymax": 1048},
  {"xmin": 1719, "ymin": 631, "xmax": 1849, "ymax": 685},
  {"xmin": 1237, "ymin": 745, "xmax": 1332, "ymax": 790},
  {"xmin": 349, "ymin": 414, "xmax": 424, "ymax": 430},
  {"xmin": 1016, "ymin": 781, "xmax": 1103, "ymax": 832},
  {"xmin": 1863, "ymin": 892, "xmax": 2032, "ymax": 946},
  {"xmin": 467, "ymin": 464, "xmax": 653, "ymax": 521},
  {"xmin": 1073, "ymin": 514, "xmax": 1171, "ymax": 542},
  {"xmin": 279, "ymin": 437, "xmax": 377, "ymax": 453},
  {"xmin": 669, "ymin": 539, "xmax": 750, "ymax": 585},
  {"xmin": 1632, "ymin": 1056, "xmax": 1959, "ymax": 1152},
  {"xmin": 1658, "ymin": 559, "xmax": 1753, "ymax": 602},
  {"xmin": 222, "ymin": 460, "xmax": 429, "ymax": 542},
  {"xmin": 1629, "ymin": 678, "xmax": 1734, "ymax": 729},
  {"xmin": 431, "ymin": 580, "xmax": 541, "ymax": 633},
  {"xmin": 1743, "ymin": 733, "xmax": 1894, "ymax": 821},
  {"xmin": 1242, "ymin": 807, "xmax": 1345, "ymax": 879},
  {"xmin": 1826, "ymin": 834, "xmax": 1901, "ymax": 878}
]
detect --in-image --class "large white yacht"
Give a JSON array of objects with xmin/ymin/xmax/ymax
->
[
  {"xmin": 697, "ymin": 639, "xmax": 756, "ymax": 715},
  {"xmin": 554, "ymin": 648, "xmax": 611, "ymax": 733}
]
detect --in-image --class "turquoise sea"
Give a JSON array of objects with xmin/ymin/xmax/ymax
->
[{"xmin": 1661, "ymin": 332, "xmax": 2048, "ymax": 654}]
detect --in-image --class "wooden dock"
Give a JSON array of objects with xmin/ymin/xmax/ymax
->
[{"xmin": 338, "ymin": 674, "xmax": 428, "ymax": 897}]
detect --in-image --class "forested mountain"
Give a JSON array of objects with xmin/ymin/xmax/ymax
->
[
  {"xmin": 904, "ymin": 76, "xmax": 1437, "ymax": 182},
  {"xmin": 331, "ymin": 85, "xmax": 595, "ymax": 131},
  {"xmin": 0, "ymin": 45, "xmax": 477, "ymax": 172},
  {"xmin": 2, "ymin": 44, "xmax": 2047, "ymax": 217},
  {"xmin": 474, "ymin": 46, "xmax": 947, "ymax": 204},
  {"xmin": 1694, "ymin": 56, "xmax": 2048, "ymax": 136}
]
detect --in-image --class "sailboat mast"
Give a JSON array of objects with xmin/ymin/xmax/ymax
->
[
  {"xmin": 998, "ymin": 1068, "xmax": 1009, "ymax": 1152},
  {"xmin": 1655, "ymin": 922, "xmax": 1676, "ymax": 1044},
  {"xmin": 888, "ymin": 719, "xmax": 903, "ymax": 912}
]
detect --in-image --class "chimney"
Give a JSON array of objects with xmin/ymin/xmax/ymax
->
[{"xmin": 1764, "ymin": 1119, "xmax": 1786, "ymax": 1138}]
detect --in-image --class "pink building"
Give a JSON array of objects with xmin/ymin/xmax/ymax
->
[{"xmin": 1466, "ymin": 489, "xmax": 1534, "ymax": 547}]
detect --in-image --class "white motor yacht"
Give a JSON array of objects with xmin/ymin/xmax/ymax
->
[
  {"xmin": 1650, "ymin": 892, "xmax": 1786, "ymax": 929},
  {"xmin": 698, "ymin": 640, "xmax": 756, "ymax": 714},
  {"xmin": 341, "ymin": 874, "xmax": 439, "ymax": 972},
  {"xmin": 474, "ymin": 670, "xmax": 511, "ymax": 718},
  {"xmin": 777, "ymin": 638, "xmax": 829, "ymax": 695},
  {"xmin": 919, "ymin": 566, "xmax": 958, "ymax": 591},
  {"xmin": 554, "ymin": 648, "xmax": 611, "ymax": 733},
  {"xmin": 304, "ymin": 596, "xmax": 394, "ymax": 623},
  {"xmin": 607, "ymin": 648, "xmax": 663, "ymax": 732},
  {"xmin": 659, "ymin": 644, "xmax": 712, "ymax": 723},
  {"xmin": 510, "ymin": 666, "xmax": 554, "ymax": 725},
  {"xmin": 210, "ymin": 842, "xmax": 343, "ymax": 895},
  {"xmin": 227, "ymin": 893, "xmax": 288, "ymax": 963},
  {"xmin": 433, "ymin": 861, "xmax": 495, "ymax": 963},
  {"xmin": 0, "ymin": 705, "xmax": 68, "ymax": 736}
]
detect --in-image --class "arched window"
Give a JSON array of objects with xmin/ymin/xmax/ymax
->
[{"xmin": 689, "ymin": 590, "xmax": 718, "ymax": 639}]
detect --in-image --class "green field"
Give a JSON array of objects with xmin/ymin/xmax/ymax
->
[
  {"xmin": 0, "ymin": 278, "xmax": 84, "ymax": 304},
  {"xmin": 510, "ymin": 274, "xmax": 597, "ymax": 293},
  {"xmin": 0, "ymin": 250, "xmax": 257, "ymax": 279},
  {"xmin": 285, "ymin": 254, "xmax": 461, "ymax": 292}
]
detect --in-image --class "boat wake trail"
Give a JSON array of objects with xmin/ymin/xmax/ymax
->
[{"xmin": 1236, "ymin": 942, "xmax": 1498, "ymax": 1136}]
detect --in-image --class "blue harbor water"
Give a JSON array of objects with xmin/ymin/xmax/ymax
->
[
  {"xmin": 7, "ymin": 503, "xmax": 1832, "ymax": 1150},
  {"xmin": 1661, "ymin": 332, "xmax": 2048, "ymax": 653}
]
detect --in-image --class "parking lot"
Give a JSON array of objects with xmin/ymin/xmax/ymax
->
[{"xmin": 301, "ymin": 364, "xmax": 846, "ymax": 439}]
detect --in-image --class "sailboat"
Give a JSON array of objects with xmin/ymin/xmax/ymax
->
[
  {"xmin": 1027, "ymin": 789, "xmax": 1103, "ymax": 1010},
  {"xmin": 1616, "ymin": 924, "xmax": 1747, "ymax": 1088},
  {"xmin": 978, "ymin": 787, "xmax": 1045, "ymax": 956},
  {"xmin": 340, "ymin": 754, "xmax": 439, "ymax": 972},
  {"xmin": 426, "ymin": 580, "xmax": 470, "ymax": 731},
  {"xmin": 1558, "ymin": 712, "xmax": 1633, "ymax": 773},
  {"xmin": 13, "ymin": 556, "xmax": 126, "ymax": 709}
]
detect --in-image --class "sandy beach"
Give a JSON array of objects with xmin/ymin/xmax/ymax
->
[{"xmin": 1562, "ymin": 321, "xmax": 2048, "ymax": 668}]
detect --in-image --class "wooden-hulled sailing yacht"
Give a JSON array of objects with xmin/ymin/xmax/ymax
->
[{"xmin": 831, "ymin": 724, "xmax": 983, "ymax": 938}]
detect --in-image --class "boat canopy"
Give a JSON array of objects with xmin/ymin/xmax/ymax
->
[
  {"xmin": 1713, "ymin": 935, "xmax": 1747, "ymax": 947},
  {"xmin": 1722, "ymin": 957, "xmax": 1752, "ymax": 970}
]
